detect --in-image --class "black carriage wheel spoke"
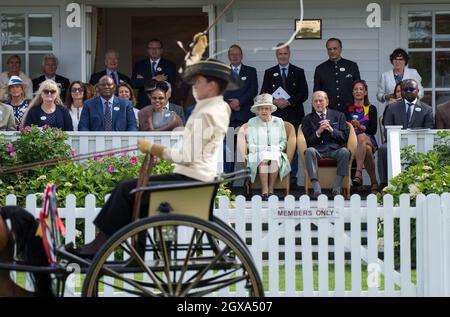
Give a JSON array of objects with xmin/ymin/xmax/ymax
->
[
  {"xmin": 146, "ymin": 231, "xmax": 162, "ymax": 260},
  {"xmin": 189, "ymin": 275, "xmax": 249, "ymax": 297},
  {"xmin": 157, "ymin": 226, "xmax": 174, "ymax": 296},
  {"xmin": 174, "ymin": 227, "xmax": 200, "ymax": 296},
  {"xmin": 98, "ymin": 264, "xmax": 157, "ymax": 297},
  {"xmin": 180, "ymin": 245, "xmax": 231, "ymax": 296},
  {"xmin": 123, "ymin": 239, "xmax": 168, "ymax": 296},
  {"xmin": 97, "ymin": 278, "xmax": 155, "ymax": 297}
]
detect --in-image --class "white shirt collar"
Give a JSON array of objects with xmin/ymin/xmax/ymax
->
[
  {"xmin": 404, "ymin": 98, "xmax": 418, "ymax": 106},
  {"xmin": 150, "ymin": 58, "xmax": 161, "ymax": 65},
  {"xmin": 316, "ymin": 111, "xmax": 327, "ymax": 118},
  {"xmin": 163, "ymin": 102, "xmax": 169, "ymax": 111},
  {"xmin": 45, "ymin": 75, "xmax": 56, "ymax": 81},
  {"xmin": 231, "ymin": 64, "xmax": 241, "ymax": 73},
  {"xmin": 100, "ymin": 96, "xmax": 114, "ymax": 105}
]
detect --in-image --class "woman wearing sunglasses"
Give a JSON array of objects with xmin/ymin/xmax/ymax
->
[
  {"xmin": 22, "ymin": 79, "xmax": 73, "ymax": 130},
  {"xmin": 138, "ymin": 80, "xmax": 182, "ymax": 131},
  {"xmin": 65, "ymin": 81, "xmax": 88, "ymax": 131}
]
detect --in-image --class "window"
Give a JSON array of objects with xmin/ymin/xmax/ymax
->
[
  {"xmin": 0, "ymin": 8, "xmax": 58, "ymax": 81},
  {"xmin": 402, "ymin": 6, "xmax": 450, "ymax": 110}
]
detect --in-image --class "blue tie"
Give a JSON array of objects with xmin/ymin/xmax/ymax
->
[
  {"xmin": 281, "ymin": 67, "xmax": 287, "ymax": 87},
  {"xmin": 151, "ymin": 61, "xmax": 157, "ymax": 77}
]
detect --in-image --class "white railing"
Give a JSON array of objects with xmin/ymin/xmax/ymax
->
[
  {"xmin": 386, "ymin": 127, "xmax": 444, "ymax": 181},
  {"xmin": 1, "ymin": 131, "xmax": 224, "ymax": 173},
  {"xmin": 6, "ymin": 193, "xmax": 450, "ymax": 297}
]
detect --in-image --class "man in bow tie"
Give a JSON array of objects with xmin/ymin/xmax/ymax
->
[{"xmin": 377, "ymin": 79, "xmax": 434, "ymax": 189}]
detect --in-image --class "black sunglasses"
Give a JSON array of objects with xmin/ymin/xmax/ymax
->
[{"xmin": 43, "ymin": 89, "xmax": 57, "ymax": 95}]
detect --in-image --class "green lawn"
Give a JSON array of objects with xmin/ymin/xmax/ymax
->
[
  {"xmin": 262, "ymin": 264, "xmax": 416, "ymax": 292},
  {"xmin": 15, "ymin": 264, "xmax": 416, "ymax": 294}
]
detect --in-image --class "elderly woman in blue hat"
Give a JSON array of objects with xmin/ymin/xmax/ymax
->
[
  {"xmin": 246, "ymin": 93, "xmax": 291, "ymax": 199},
  {"xmin": 4, "ymin": 75, "xmax": 30, "ymax": 127}
]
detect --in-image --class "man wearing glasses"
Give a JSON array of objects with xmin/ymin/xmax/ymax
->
[
  {"xmin": 78, "ymin": 76, "xmax": 137, "ymax": 131},
  {"xmin": 377, "ymin": 79, "xmax": 434, "ymax": 189},
  {"xmin": 131, "ymin": 39, "xmax": 177, "ymax": 109}
]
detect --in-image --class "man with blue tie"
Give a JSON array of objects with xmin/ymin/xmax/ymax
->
[
  {"xmin": 131, "ymin": 39, "xmax": 177, "ymax": 109},
  {"xmin": 89, "ymin": 49, "xmax": 131, "ymax": 86},
  {"xmin": 78, "ymin": 76, "xmax": 137, "ymax": 131},
  {"xmin": 223, "ymin": 44, "xmax": 258, "ymax": 173},
  {"xmin": 377, "ymin": 79, "xmax": 434, "ymax": 189}
]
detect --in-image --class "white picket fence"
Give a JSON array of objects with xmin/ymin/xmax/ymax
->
[
  {"xmin": 1, "ymin": 131, "xmax": 224, "ymax": 173},
  {"xmin": 6, "ymin": 193, "xmax": 450, "ymax": 297}
]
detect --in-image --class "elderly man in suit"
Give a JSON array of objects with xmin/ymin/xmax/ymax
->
[
  {"xmin": 223, "ymin": 44, "xmax": 258, "ymax": 173},
  {"xmin": 261, "ymin": 44, "xmax": 308, "ymax": 188},
  {"xmin": 435, "ymin": 100, "xmax": 450, "ymax": 129},
  {"xmin": 313, "ymin": 38, "xmax": 360, "ymax": 115},
  {"xmin": 32, "ymin": 54, "xmax": 70, "ymax": 101},
  {"xmin": 131, "ymin": 39, "xmax": 177, "ymax": 109},
  {"xmin": 302, "ymin": 91, "xmax": 350, "ymax": 199},
  {"xmin": 78, "ymin": 76, "xmax": 137, "ymax": 131},
  {"xmin": 89, "ymin": 49, "xmax": 131, "ymax": 86},
  {"xmin": 377, "ymin": 79, "xmax": 434, "ymax": 188}
]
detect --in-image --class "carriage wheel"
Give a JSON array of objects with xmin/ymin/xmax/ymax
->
[{"xmin": 82, "ymin": 215, "xmax": 264, "ymax": 297}]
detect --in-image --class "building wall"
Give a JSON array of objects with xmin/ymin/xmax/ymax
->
[{"xmin": 0, "ymin": 0, "xmax": 448, "ymax": 112}]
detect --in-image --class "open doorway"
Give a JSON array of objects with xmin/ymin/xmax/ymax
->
[{"xmin": 92, "ymin": 7, "xmax": 209, "ymax": 107}]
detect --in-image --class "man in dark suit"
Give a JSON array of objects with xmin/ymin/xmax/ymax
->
[
  {"xmin": 89, "ymin": 49, "xmax": 131, "ymax": 86},
  {"xmin": 313, "ymin": 38, "xmax": 360, "ymax": 115},
  {"xmin": 223, "ymin": 44, "xmax": 258, "ymax": 173},
  {"xmin": 260, "ymin": 44, "xmax": 308, "ymax": 187},
  {"xmin": 32, "ymin": 54, "xmax": 70, "ymax": 101},
  {"xmin": 435, "ymin": 100, "xmax": 450, "ymax": 129},
  {"xmin": 302, "ymin": 91, "xmax": 350, "ymax": 199},
  {"xmin": 131, "ymin": 39, "xmax": 177, "ymax": 109},
  {"xmin": 78, "ymin": 76, "xmax": 137, "ymax": 131},
  {"xmin": 377, "ymin": 79, "xmax": 434, "ymax": 188},
  {"xmin": 260, "ymin": 44, "xmax": 308, "ymax": 129}
]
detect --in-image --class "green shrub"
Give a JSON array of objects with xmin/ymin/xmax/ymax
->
[{"xmin": 379, "ymin": 130, "xmax": 450, "ymax": 268}]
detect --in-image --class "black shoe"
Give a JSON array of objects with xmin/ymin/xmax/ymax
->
[
  {"xmin": 65, "ymin": 242, "xmax": 96, "ymax": 260},
  {"xmin": 261, "ymin": 193, "xmax": 269, "ymax": 201},
  {"xmin": 331, "ymin": 189, "xmax": 341, "ymax": 198}
]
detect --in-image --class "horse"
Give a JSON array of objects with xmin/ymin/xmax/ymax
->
[{"xmin": 0, "ymin": 206, "xmax": 54, "ymax": 297}]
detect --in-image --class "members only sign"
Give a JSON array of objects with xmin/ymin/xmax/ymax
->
[{"xmin": 272, "ymin": 207, "xmax": 339, "ymax": 219}]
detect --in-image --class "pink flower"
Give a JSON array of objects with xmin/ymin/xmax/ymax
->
[
  {"xmin": 6, "ymin": 144, "xmax": 14, "ymax": 152},
  {"xmin": 42, "ymin": 124, "xmax": 49, "ymax": 129},
  {"xmin": 107, "ymin": 165, "xmax": 114, "ymax": 173},
  {"xmin": 129, "ymin": 157, "xmax": 137, "ymax": 165},
  {"xmin": 121, "ymin": 151, "xmax": 128, "ymax": 157},
  {"xmin": 95, "ymin": 155, "xmax": 103, "ymax": 161},
  {"xmin": 19, "ymin": 127, "xmax": 23, "ymax": 133},
  {"xmin": 25, "ymin": 126, "xmax": 31, "ymax": 133},
  {"xmin": 10, "ymin": 151, "xmax": 17, "ymax": 157},
  {"xmin": 71, "ymin": 149, "xmax": 77, "ymax": 156}
]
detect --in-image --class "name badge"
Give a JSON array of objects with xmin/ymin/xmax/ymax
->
[
  {"xmin": 114, "ymin": 107, "xmax": 120, "ymax": 111},
  {"xmin": 157, "ymin": 67, "xmax": 162, "ymax": 72},
  {"xmin": 241, "ymin": 76, "xmax": 247, "ymax": 80},
  {"xmin": 40, "ymin": 116, "xmax": 47, "ymax": 121},
  {"xmin": 415, "ymin": 107, "xmax": 421, "ymax": 112},
  {"xmin": 273, "ymin": 73, "xmax": 279, "ymax": 77},
  {"xmin": 339, "ymin": 67, "xmax": 346, "ymax": 72}
]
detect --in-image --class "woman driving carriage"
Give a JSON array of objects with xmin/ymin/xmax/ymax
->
[{"xmin": 67, "ymin": 59, "xmax": 241, "ymax": 259}]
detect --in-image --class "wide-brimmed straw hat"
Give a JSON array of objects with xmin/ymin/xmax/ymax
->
[
  {"xmin": 7, "ymin": 75, "xmax": 24, "ymax": 87},
  {"xmin": 181, "ymin": 59, "xmax": 241, "ymax": 91},
  {"xmin": 250, "ymin": 93, "xmax": 277, "ymax": 114}
]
